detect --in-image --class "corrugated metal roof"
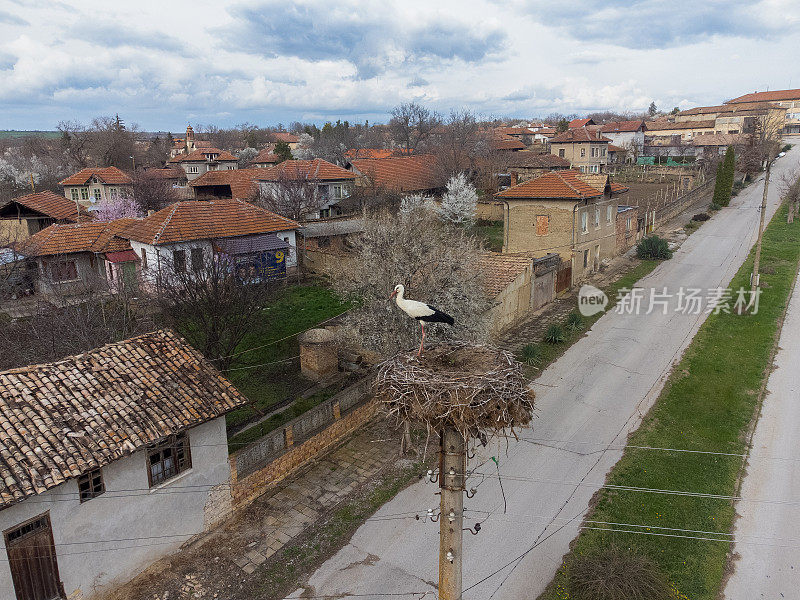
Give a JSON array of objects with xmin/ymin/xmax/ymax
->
[{"xmin": 215, "ymin": 233, "xmax": 289, "ymax": 254}]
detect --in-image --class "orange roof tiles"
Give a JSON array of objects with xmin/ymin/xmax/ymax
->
[
  {"xmin": 190, "ymin": 168, "xmax": 275, "ymax": 200},
  {"xmin": 496, "ymin": 169, "xmax": 604, "ymax": 200},
  {"xmin": 19, "ymin": 219, "xmax": 135, "ymax": 257},
  {"xmin": 253, "ymin": 148, "xmax": 281, "ymax": 164},
  {"xmin": 1, "ymin": 190, "xmax": 93, "ymax": 222},
  {"xmin": 503, "ymin": 153, "xmax": 571, "ymax": 169},
  {"xmin": 607, "ymin": 144, "xmax": 627, "ymax": 153},
  {"xmin": 479, "ymin": 253, "xmax": 532, "ymax": 297},
  {"xmin": 600, "ymin": 120, "xmax": 645, "ymax": 133},
  {"xmin": 490, "ymin": 133, "xmax": 526, "ymax": 151},
  {"xmin": 121, "ymin": 199, "xmax": 299, "ymax": 246},
  {"xmin": 344, "ymin": 148, "xmax": 411, "ymax": 159},
  {"xmin": 645, "ymin": 119, "xmax": 715, "ymax": 131},
  {"xmin": 272, "ymin": 132, "xmax": 300, "ymax": 143},
  {"xmin": 0, "ymin": 329, "xmax": 248, "ymax": 508},
  {"xmin": 550, "ymin": 128, "xmax": 611, "ymax": 143},
  {"xmin": 350, "ymin": 154, "xmax": 441, "ymax": 192},
  {"xmin": 255, "ymin": 159, "xmax": 356, "ymax": 182},
  {"xmin": 59, "ymin": 166, "xmax": 133, "ymax": 186},
  {"xmin": 169, "ymin": 148, "xmax": 238, "ymax": 163},
  {"xmin": 726, "ymin": 88, "xmax": 800, "ymax": 104},
  {"xmin": 568, "ymin": 118, "xmax": 595, "ymax": 128}
]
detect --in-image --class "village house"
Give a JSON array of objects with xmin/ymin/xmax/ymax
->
[
  {"xmin": 0, "ymin": 330, "xmax": 248, "ymax": 600},
  {"xmin": 568, "ymin": 118, "xmax": 595, "ymax": 129},
  {"xmin": 348, "ymin": 154, "xmax": 442, "ymax": 196},
  {"xmin": 674, "ymin": 102, "xmax": 785, "ymax": 136},
  {"xmin": 169, "ymin": 125, "xmax": 215, "ymax": 158},
  {"xmin": 169, "ymin": 147, "xmax": 239, "ymax": 182},
  {"xmin": 500, "ymin": 152, "xmax": 572, "ymax": 185},
  {"xmin": 271, "ymin": 132, "xmax": 300, "ymax": 151},
  {"xmin": 0, "ymin": 190, "xmax": 93, "ymax": 243},
  {"xmin": 142, "ymin": 166, "xmax": 191, "ymax": 199},
  {"xmin": 17, "ymin": 219, "xmax": 139, "ymax": 297},
  {"xmin": 644, "ymin": 119, "xmax": 715, "ymax": 141},
  {"xmin": 549, "ymin": 128, "xmax": 611, "ymax": 173},
  {"xmin": 190, "ymin": 168, "xmax": 273, "ymax": 201},
  {"xmin": 616, "ymin": 205, "xmax": 642, "ymax": 254},
  {"xmin": 496, "ymin": 169, "xmax": 629, "ymax": 284},
  {"xmin": 252, "ymin": 147, "xmax": 282, "ymax": 167},
  {"xmin": 489, "ymin": 132, "xmax": 526, "ymax": 152},
  {"xmin": 598, "ymin": 120, "xmax": 646, "ymax": 156},
  {"xmin": 120, "ymin": 199, "xmax": 301, "ymax": 284},
  {"xmin": 725, "ymin": 88, "xmax": 800, "ymax": 134},
  {"xmin": 59, "ymin": 167, "xmax": 134, "ymax": 209}
]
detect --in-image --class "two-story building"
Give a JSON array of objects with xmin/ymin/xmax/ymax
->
[
  {"xmin": 0, "ymin": 330, "xmax": 248, "ymax": 600},
  {"xmin": 120, "ymin": 199, "xmax": 301, "ymax": 284},
  {"xmin": 549, "ymin": 128, "xmax": 611, "ymax": 174},
  {"xmin": 496, "ymin": 169, "xmax": 629, "ymax": 284},
  {"xmin": 169, "ymin": 148, "xmax": 239, "ymax": 182},
  {"xmin": 59, "ymin": 167, "xmax": 134, "ymax": 209},
  {"xmin": 348, "ymin": 154, "xmax": 442, "ymax": 195},
  {"xmin": 0, "ymin": 191, "xmax": 93, "ymax": 243},
  {"xmin": 725, "ymin": 88, "xmax": 800, "ymax": 134},
  {"xmin": 599, "ymin": 120, "xmax": 647, "ymax": 156}
]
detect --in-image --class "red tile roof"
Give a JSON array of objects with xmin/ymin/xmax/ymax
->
[
  {"xmin": 253, "ymin": 148, "xmax": 281, "ymax": 164},
  {"xmin": 479, "ymin": 253, "xmax": 532, "ymax": 297},
  {"xmin": 0, "ymin": 329, "xmax": 248, "ymax": 509},
  {"xmin": 568, "ymin": 118, "xmax": 595, "ymax": 128},
  {"xmin": 1, "ymin": 191, "xmax": 93, "ymax": 222},
  {"xmin": 607, "ymin": 144, "xmax": 627, "ymax": 153},
  {"xmin": 550, "ymin": 128, "xmax": 611, "ymax": 143},
  {"xmin": 496, "ymin": 169, "xmax": 604, "ymax": 200},
  {"xmin": 496, "ymin": 126, "xmax": 531, "ymax": 136},
  {"xmin": 143, "ymin": 167, "xmax": 187, "ymax": 181},
  {"xmin": 344, "ymin": 148, "xmax": 411, "ymax": 159},
  {"xmin": 272, "ymin": 132, "xmax": 300, "ymax": 144},
  {"xmin": 255, "ymin": 159, "xmax": 356, "ymax": 182},
  {"xmin": 59, "ymin": 166, "xmax": 133, "ymax": 186},
  {"xmin": 610, "ymin": 182, "xmax": 630, "ymax": 193},
  {"xmin": 645, "ymin": 119, "xmax": 715, "ymax": 131},
  {"xmin": 678, "ymin": 102, "xmax": 779, "ymax": 116},
  {"xmin": 190, "ymin": 168, "xmax": 275, "ymax": 200},
  {"xmin": 490, "ymin": 133, "xmax": 526, "ymax": 151},
  {"xmin": 18, "ymin": 219, "xmax": 135, "ymax": 257},
  {"xmin": 503, "ymin": 153, "xmax": 571, "ymax": 169},
  {"xmin": 169, "ymin": 148, "xmax": 238, "ymax": 163},
  {"xmin": 600, "ymin": 120, "xmax": 645, "ymax": 133},
  {"xmin": 349, "ymin": 154, "xmax": 441, "ymax": 192},
  {"xmin": 726, "ymin": 89, "xmax": 800, "ymax": 104},
  {"xmin": 121, "ymin": 199, "xmax": 299, "ymax": 246}
]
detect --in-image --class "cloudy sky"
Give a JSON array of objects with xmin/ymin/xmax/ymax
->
[{"xmin": 1, "ymin": 0, "xmax": 799, "ymax": 131}]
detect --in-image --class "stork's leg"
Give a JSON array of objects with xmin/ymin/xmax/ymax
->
[{"xmin": 417, "ymin": 322, "xmax": 426, "ymax": 356}]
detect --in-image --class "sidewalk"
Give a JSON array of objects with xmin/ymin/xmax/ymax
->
[{"xmin": 104, "ymin": 418, "xmax": 424, "ymax": 600}]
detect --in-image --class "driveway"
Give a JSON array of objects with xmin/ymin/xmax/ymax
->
[{"xmin": 287, "ymin": 144, "xmax": 800, "ymax": 599}]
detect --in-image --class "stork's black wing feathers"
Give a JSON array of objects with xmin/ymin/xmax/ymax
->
[{"xmin": 416, "ymin": 304, "xmax": 455, "ymax": 325}]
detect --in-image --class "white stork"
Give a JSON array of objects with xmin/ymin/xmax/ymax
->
[{"xmin": 389, "ymin": 284, "xmax": 455, "ymax": 356}]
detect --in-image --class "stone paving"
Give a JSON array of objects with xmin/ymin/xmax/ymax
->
[{"xmin": 226, "ymin": 419, "xmax": 400, "ymax": 575}]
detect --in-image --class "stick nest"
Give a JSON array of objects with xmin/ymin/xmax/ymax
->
[{"xmin": 374, "ymin": 342, "xmax": 535, "ymax": 439}]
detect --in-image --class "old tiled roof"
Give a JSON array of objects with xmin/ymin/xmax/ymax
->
[
  {"xmin": 726, "ymin": 89, "xmax": 800, "ymax": 104},
  {"xmin": 479, "ymin": 253, "xmax": 531, "ymax": 297},
  {"xmin": 344, "ymin": 148, "xmax": 410, "ymax": 159},
  {"xmin": 253, "ymin": 148, "xmax": 281, "ymax": 164},
  {"xmin": 568, "ymin": 118, "xmax": 595, "ymax": 128},
  {"xmin": 490, "ymin": 133, "xmax": 526, "ymax": 151},
  {"xmin": 190, "ymin": 168, "xmax": 275, "ymax": 200},
  {"xmin": 496, "ymin": 169, "xmax": 603, "ymax": 200},
  {"xmin": 0, "ymin": 329, "xmax": 248, "ymax": 509},
  {"xmin": 645, "ymin": 119, "xmax": 715, "ymax": 131},
  {"xmin": 272, "ymin": 132, "xmax": 300, "ymax": 144},
  {"xmin": 536, "ymin": 127, "xmax": 557, "ymax": 136},
  {"xmin": 255, "ymin": 159, "xmax": 356, "ymax": 182},
  {"xmin": 691, "ymin": 133, "xmax": 747, "ymax": 147},
  {"xmin": 169, "ymin": 148, "xmax": 238, "ymax": 163},
  {"xmin": 550, "ymin": 128, "xmax": 611, "ymax": 143},
  {"xmin": 678, "ymin": 102, "xmax": 780, "ymax": 116},
  {"xmin": 496, "ymin": 126, "xmax": 531, "ymax": 136},
  {"xmin": 122, "ymin": 199, "xmax": 299, "ymax": 246},
  {"xmin": 600, "ymin": 120, "xmax": 645, "ymax": 133},
  {"xmin": 59, "ymin": 167, "xmax": 133, "ymax": 186},
  {"xmin": 610, "ymin": 182, "xmax": 630, "ymax": 193},
  {"xmin": 1, "ymin": 191, "xmax": 93, "ymax": 222},
  {"xmin": 18, "ymin": 219, "xmax": 135, "ymax": 257},
  {"xmin": 503, "ymin": 153, "xmax": 571, "ymax": 169},
  {"xmin": 350, "ymin": 155, "xmax": 441, "ymax": 192},
  {"xmin": 143, "ymin": 167, "xmax": 187, "ymax": 181},
  {"xmin": 607, "ymin": 144, "xmax": 627, "ymax": 153}
]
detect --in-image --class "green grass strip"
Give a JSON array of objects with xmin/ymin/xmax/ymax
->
[{"xmin": 539, "ymin": 201, "xmax": 800, "ymax": 600}]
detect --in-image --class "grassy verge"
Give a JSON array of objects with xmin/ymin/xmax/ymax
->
[
  {"xmin": 225, "ymin": 284, "xmax": 352, "ymax": 430},
  {"xmin": 538, "ymin": 202, "xmax": 800, "ymax": 600},
  {"xmin": 519, "ymin": 259, "xmax": 659, "ymax": 376},
  {"xmin": 470, "ymin": 219, "xmax": 504, "ymax": 252}
]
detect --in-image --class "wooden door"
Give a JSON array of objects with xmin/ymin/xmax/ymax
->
[
  {"xmin": 556, "ymin": 265, "xmax": 572, "ymax": 293},
  {"xmin": 4, "ymin": 514, "xmax": 62, "ymax": 600}
]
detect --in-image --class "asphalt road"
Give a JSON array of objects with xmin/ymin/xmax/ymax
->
[
  {"xmin": 287, "ymin": 142, "xmax": 800, "ymax": 600},
  {"xmin": 724, "ymin": 180, "xmax": 800, "ymax": 595}
]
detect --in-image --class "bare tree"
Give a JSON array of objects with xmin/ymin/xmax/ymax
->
[
  {"xmin": 389, "ymin": 103, "xmax": 441, "ymax": 153},
  {"xmin": 328, "ymin": 207, "xmax": 490, "ymax": 357},
  {"xmin": 738, "ymin": 112, "xmax": 784, "ymax": 179},
  {"xmin": 132, "ymin": 171, "xmax": 180, "ymax": 213},
  {"xmin": 57, "ymin": 120, "xmax": 92, "ymax": 168},
  {"xmin": 252, "ymin": 172, "xmax": 325, "ymax": 221},
  {"xmin": 89, "ymin": 115, "xmax": 137, "ymax": 169},
  {"xmin": 154, "ymin": 252, "xmax": 279, "ymax": 371}
]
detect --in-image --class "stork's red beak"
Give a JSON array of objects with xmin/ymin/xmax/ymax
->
[{"xmin": 389, "ymin": 290, "xmax": 398, "ymax": 299}]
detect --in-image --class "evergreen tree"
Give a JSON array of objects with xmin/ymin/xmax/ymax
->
[
  {"xmin": 712, "ymin": 161, "xmax": 726, "ymax": 207},
  {"xmin": 648, "ymin": 102, "xmax": 657, "ymax": 116},
  {"xmin": 723, "ymin": 145, "xmax": 736, "ymax": 199},
  {"xmin": 274, "ymin": 140, "xmax": 293, "ymax": 163}
]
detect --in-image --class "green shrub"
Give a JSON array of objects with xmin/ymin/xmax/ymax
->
[
  {"xmin": 566, "ymin": 311, "xmax": 583, "ymax": 332},
  {"xmin": 568, "ymin": 546, "xmax": 672, "ymax": 600},
  {"xmin": 519, "ymin": 343, "xmax": 541, "ymax": 365},
  {"xmin": 710, "ymin": 202, "xmax": 721, "ymax": 211},
  {"xmin": 636, "ymin": 235, "xmax": 673, "ymax": 260},
  {"xmin": 544, "ymin": 324, "xmax": 566, "ymax": 344}
]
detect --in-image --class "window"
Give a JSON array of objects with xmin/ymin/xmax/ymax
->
[
  {"xmin": 601, "ymin": 148, "xmax": 606, "ymax": 157},
  {"xmin": 626, "ymin": 217, "xmax": 632, "ymax": 232},
  {"xmin": 580, "ymin": 148, "xmax": 586, "ymax": 157},
  {"xmin": 190, "ymin": 248, "xmax": 204, "ymax": 272},
  {"xmin": 110, "ymin": 187, "xmax": 118, "ymax": 200},
  {"xmin": 80, "ymin": 188, "xmax": 89, "ymax": 201},
  {"xmin": 595, "ymin": 207, "xmax": 600, "ymax": 228},
  {"xmin": 320, "ymin": 208, "xmax": 330, "ymax": 218},
  {"xmin": 77, "ymin": 468, "xmax": 105, "ymax": 502},
  {"xmin": 93, "ymin": 188, "xmax": 102, "ymax": 200},
  {"xmin": 227, "ymin": 165, "xmax": 236, "ymax": 170},
  {"xmin": 606, "ymin": 205, "xmax": 613, "ymax": 224},
  {"xmin": 558, "ymin": 149, "xmax": 565, "ymax": 158},
  {"xmin": 70, "ymin": 188, "xmax": 79, "ymax": 201},
  {"xmin": 581, "ymin": 211, "xmax": 588, "ymax": 233},
  {"xmin": 172, "ymin": 249, "xmax": 186, "ymax": 272},
  {"xmin": 579, "ymin": 165, "xmax": 586, "ymax": 173},
  {"xmin": 331, "ymin": 184, "xmax": 349, "ymax": 199},
  {"xmin": 50, "ymin": 260, "xmax": 78, "ymax": 282},
  {"xmin": 590, "ymin": 147, "xmax": 597, "ymax": 157},
  {"xmin": 583, "ymin": 249, "xmax": 589, "ymax": 268},
  {"xmin": 187, "ymin": 166, "xmax": 199, "ymax": 174},
  {"xmin": 148, "ymin": 433, "xmax": 191, "ymax": 487},
  {"xmin": 536, "ymin": 215, "xmax": 549, "ymax": 236}
]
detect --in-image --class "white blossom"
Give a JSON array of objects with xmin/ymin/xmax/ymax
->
[{"xmin": 436, "ymin": 173, "xmax": 477, "ymax": 225}]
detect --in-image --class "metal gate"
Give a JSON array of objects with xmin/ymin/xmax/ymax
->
[
  {"xmin": 4, "ymin": 514, "xmax": 62, "ymax": 600},
  {"xmin": 556, "ymin": 265, "xmax": 572, "ymax": 293}
]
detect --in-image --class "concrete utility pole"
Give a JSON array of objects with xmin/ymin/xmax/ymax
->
[
  {"xmin": 439, "ymin": 426, "xmax": 465, "ymax": 600},
  {"xmin": 751, "ymin": 155, "xmax": 772, "ymax": 298}
]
